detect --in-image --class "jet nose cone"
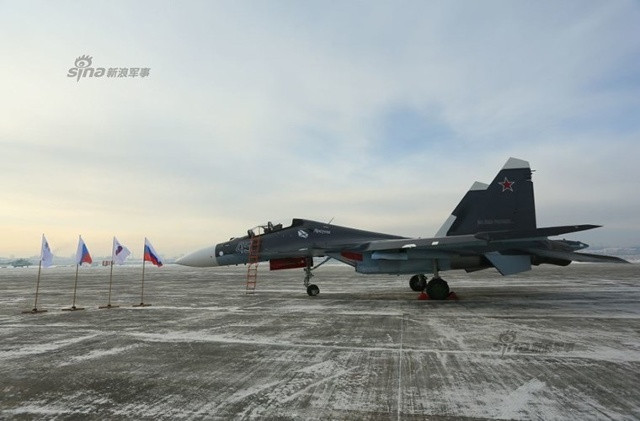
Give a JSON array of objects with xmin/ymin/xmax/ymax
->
[{"xmin": 176, "ymin": 245, "xmax": 219, "ymax": 267}]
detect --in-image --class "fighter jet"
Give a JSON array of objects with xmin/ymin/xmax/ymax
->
[{"xmin": 177, "ymin": 158, "xmax": 627, "ymax": 299}]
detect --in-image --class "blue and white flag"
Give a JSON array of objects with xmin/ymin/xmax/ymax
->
[
  {"xmin": 112, "ymin": 237, "xmax": 131, "ymax": 265},
  {"xmin": 41, "ymin": 234, "xmax": 54, "ymax": 268}
]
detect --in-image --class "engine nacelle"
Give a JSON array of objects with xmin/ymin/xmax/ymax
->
[{"xmin": 531, "ymin": 255, "xmax": 571, "ymax": 267}]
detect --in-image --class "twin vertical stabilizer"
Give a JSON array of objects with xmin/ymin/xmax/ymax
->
[{"xmin": 436, "ymin": 158, "xmax": 536, "ymax": 237}]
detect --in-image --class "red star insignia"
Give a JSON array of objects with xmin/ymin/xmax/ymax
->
[{"xmin": 498, "ymin": 177, "xmax": 515, "ymax": 192}]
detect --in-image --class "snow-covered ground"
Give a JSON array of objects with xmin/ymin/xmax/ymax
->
[{"xmin": 1, "ymin": 263, "xmax": 639, "ymax": 420}]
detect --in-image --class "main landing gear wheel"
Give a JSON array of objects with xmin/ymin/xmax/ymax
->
[
  {"xmin": 426, "ymin": 277, "xmax": 450, "ymax": 300},
  {"xmin": 409, "ymin": 274, "xmax": 427, "ymax": 292},
  {"xmin": 306, "ymin": 284, "xmax": 320, "ymax": 296}
]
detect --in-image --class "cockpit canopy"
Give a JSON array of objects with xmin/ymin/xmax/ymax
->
[{"xmin": 245, "ymin": 219, "xmax": 305, "ymax": 238}]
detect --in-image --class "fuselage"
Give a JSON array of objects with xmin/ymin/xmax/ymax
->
[
  {"xmin": 175, "ymin": 218, "xmax": 582, "ymax": 274},
  {"xmin": 176, "ymin": 218, "xmax": 403, "ymax": 268}
]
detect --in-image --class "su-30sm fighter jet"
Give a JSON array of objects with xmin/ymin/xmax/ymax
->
[{"xmin": 177, "ymin": 158, "xmax": 627, "ymax": 299}]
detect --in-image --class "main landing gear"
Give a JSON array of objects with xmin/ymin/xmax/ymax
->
[
  {"xmin": 410, "ymin": 274, "xmax": 451, "ymax": 300},
  {"xmin": 303, "ymin": 257, "xmax": 331, "ymax": 296},
  {"xmin": 410, "ymin": 262, "xmax": 452, "ymax": 300},
  {"xmin": 425, "ymin": 277, "xmax": 450, "ymax": 300},
  {"xmin": 409, "ymin": 274, "xmax": 427, "ymax": 291}
]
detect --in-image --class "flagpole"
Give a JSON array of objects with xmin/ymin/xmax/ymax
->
[
  {"xmin": 134, "ymin": 241, "xmax": 151, "ymax": 307},
  {"xmin": 63, "ymin": 264, "xmax": 85, "ymax": 311},
  {"xmin": 73, "ymin": 264, "xmax": 79, "ymax": 307},
  {"xmin": 100, "ymin": 237, "xmax": 119, "ymax": 309},
  {"xmin": 24, "ymin": 260, "xmax": 47, "ymax": 313},
  {"xmin": 34, "ymin": 259, "xmax": 42, "ymax": 310},
  {"xmin": 23, "ymin": 234, "xmax": 49, "ymax": 313},
  {"xmin": 108, "ymin": 259, "xmax": 113, "ymax": 305},
  {"xmin": 141, "ymin": 259, "xmax": 147, "ymax": 305}
]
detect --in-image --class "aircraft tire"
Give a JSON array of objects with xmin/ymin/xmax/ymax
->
[
  {"xmin": 307, "ymin": 284, "xmax": 320, "ymax": 296},
  {"xmin": 426, "ymin": 278, "xmax": 449, "ymax": 300},
  {"xmin": 409, "ymin": 274, "xmax": 427, "ymax": 291}
]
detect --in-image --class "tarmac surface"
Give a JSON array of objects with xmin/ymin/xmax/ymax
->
[{"xmin": 1, "ymin": 263, "xmax": 639, "ymax": 420}]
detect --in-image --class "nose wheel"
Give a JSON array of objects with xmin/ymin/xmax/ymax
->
[
  {"xmin": 304, "ymin": 261, "xmax": 320, "ymax": 296},
  {"xmin": 303, "ymin": 257, "xmax": 331, "ymax": 296},
  {"xmin": 306, "ymin": 284, "xmax": 320, "ymax": 296},
  {"xmin": 304, "ymin": 265, "xmax": 320, "ymax": 296}
]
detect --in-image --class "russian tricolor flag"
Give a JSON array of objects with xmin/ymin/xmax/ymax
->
[
  {"xmin": 144, "ymin": 238, "xmax": 163, "ymax": 267},
  {"xmin": 75, "ymin": 236, "xmax": 93, "ymax": 265}
]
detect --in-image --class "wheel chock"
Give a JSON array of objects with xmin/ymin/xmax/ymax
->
[{"xmin": 417, "ymin": 291, "xmax": 459, "ymax": 300}]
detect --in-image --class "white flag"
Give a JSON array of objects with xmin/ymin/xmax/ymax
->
[
  {"xmin": 41, "ymin": 234, "xmax": 54, "ymax": 268},
  {"xmin": 112, "ymin": 237, "xmax": 131, "ymax": 265}
]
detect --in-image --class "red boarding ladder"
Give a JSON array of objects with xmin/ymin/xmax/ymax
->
[{"xmin": 245, "ymin": 227, "xmax": 263, "ymax": 294}]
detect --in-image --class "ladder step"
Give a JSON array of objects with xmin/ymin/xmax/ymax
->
[{"xmin": 246, "ymin": 234, "xmax": 262, "ymax": 292}]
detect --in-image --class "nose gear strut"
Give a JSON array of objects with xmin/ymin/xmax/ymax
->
[{"xmin": 303, "ymin": 257, "xmax": 331, "ymax": 296}]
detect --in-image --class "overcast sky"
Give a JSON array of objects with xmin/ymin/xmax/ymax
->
[{"xmin": 1, "ymin": 0, "xmax": 639, "ymax": 258}]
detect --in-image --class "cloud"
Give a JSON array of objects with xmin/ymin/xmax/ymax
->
[{"xmin": 1, "ymin": 1, "xmax": 639, "ymax": 256}]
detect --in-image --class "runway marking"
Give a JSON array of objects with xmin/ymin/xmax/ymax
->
[
  {"xmin": 397, "ymin": 313, "xmax": 406, "ymax": 421},
  {"xmin": 237, "ymin": 297, "xmax": 282, "ymax": 310},
  {"xmin": 118, "ymin": 329, "xmax": 640, "ymax": 362},
  {"xmin": 277, "ymin": 367, "xmax": 356, "ymax": 404},
  {"xmin": 58, "ymin": 344, "xmax": 143, "ymax": 367},
  {"xmin": 0, "ymin": 333, "xmax": 100, "ymax": 360}
]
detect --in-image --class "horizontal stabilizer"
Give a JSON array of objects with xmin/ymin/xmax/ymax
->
[
  {"xmin": 484, "ymin": 252, "xmax": 532, "ymax": 275},
  {"xmin": 475, "ymin": 225, "xmax": 601, "ymax": 241},
  {"xmin": 527, "ymin": 249, "xmax": 629, "ymax": 264}
]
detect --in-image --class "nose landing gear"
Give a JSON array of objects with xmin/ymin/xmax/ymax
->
[
  {"xmin": 303, "ymin": 257, "xmax": 331, "ymax": 296},
  {"xmin": 306, "ymin": 284, "xmax": 320, "ymax": 296}
]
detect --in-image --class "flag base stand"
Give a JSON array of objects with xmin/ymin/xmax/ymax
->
[
  {"xmin": 22, "ymin": 308, "xmax": 48, "ymax": 314},
  {"xmin": 98, "ymin": 304, "xmax": 119, "ymax": 309},
  {"xmin": 62, "ymin": 306, "xmax": 85, "ymax": 311},
  {"xmin": 133, "ymin": 303, "xmax": 152, "ymax": 307}
]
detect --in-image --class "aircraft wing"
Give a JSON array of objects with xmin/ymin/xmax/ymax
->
[
  {"xmin": 348, "ymin": 225, "xmax": 628, "ymax": 276},
  {"xmin": 359, "ymin": 225, "xmax": 601, "ymax": 252},
  {"xmin": 359, "ymin": 234, "xmax": 485, "ymax": 252},
  {"xmin": 523, "ymin": 248, "xmax": 629, "ymax": 264}
]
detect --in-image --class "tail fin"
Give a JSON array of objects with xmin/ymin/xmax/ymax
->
[{"xmin": 436, "ymin": 158, "xmax": 536, "ymax": 237}]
